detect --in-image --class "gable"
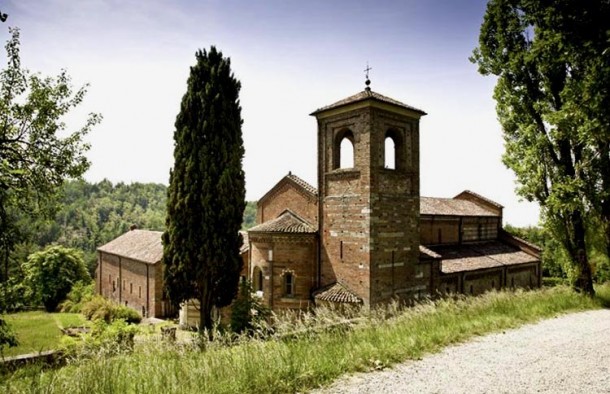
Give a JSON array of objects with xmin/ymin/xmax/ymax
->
[{"xmin": 256, "ymin": 173, "xmax": 318, "ymax": 226}]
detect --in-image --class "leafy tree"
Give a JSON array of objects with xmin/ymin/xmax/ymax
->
[
  {"xmin": 242, "ymin": 201, "xmax": 257, "ymax": 230},
  {"xmin": 231, "ymin": 278, "xmax": 270, "ymax": 335},
  {"xmin": 23, "ymin": 245, "xmax": 90, "ymax": 312},
  {"xmin": 163, "ymin": 46, "xmax": 245, "ymax": 333},
  {"xmin": 471, "ymin": 0, "xmax": 610, "ymax": 294},
  {"xmin": 0, "ymin": 27, "xmax": 100, "ymax": 283}
]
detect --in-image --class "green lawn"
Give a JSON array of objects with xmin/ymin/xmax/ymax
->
[{"xmin": 2, "ymin": 311, "xmax": 87, "ymax": 358}]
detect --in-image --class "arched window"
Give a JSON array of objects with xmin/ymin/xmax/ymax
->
[
  {"xmin": 284, "ymin": 273, "xmax": 294, "ymax": 297},
  {"xmin": 333, "ymin": 129, "xmax": 355, "ymax": 169},
  {"xmin": 340, "ymin": 138, "xmax": 354, "ymax": 168},
  {"xmin": 384, "ymin": 136, "xmax": 395, "ymax": 169},
  {"xmin": 384, "ymin": 129, "xmax": 404, "ymax": 170}
]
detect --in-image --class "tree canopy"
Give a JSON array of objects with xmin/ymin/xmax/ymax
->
[
  {"xmin": 0, "ymin": 28, "xmax": 101, "ymax": 282},
  {"xmin": 163, "ymin": 46, "xmax": 246, "ymax": 332},
  {"xmin": 471, "ymin": 0, "xmax": 610, "ymax": 294},
  {"xmin": 23, "ymin": 245, "xmax": 90, "ymax": 312}
]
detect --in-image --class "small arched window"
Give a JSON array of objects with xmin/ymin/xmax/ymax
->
[
  {"xmin": 384, "ymin": 129, "xmax": 404, "ymax": 170},
  {"xmin": 340, "ymin": 138, "xmax": 354, "ymax": 168},
  {"xmin": 333, "ymin": 129, "xmax": 355, "ymax": 169},
  {"xmin": 384, "ymin": 136, "xmax": 395, "ymax": 169}
]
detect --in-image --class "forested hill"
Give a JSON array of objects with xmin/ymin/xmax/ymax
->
[{"xmin": 18, "ymin": 180, "xmax": 257, "ymax": 275}]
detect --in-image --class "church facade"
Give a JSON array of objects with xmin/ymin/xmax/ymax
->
[{"xmin": 245, "ymin": 87, "xmax": 541, "ymax": 311}]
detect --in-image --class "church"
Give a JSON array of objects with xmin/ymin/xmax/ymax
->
[
  {"xmin": 243, "ymin": 83, "xmax": 541, "ymax": 311},
  {"xmin": 95, "ymin": 83, "xmax": 541, "ymax": 318}
]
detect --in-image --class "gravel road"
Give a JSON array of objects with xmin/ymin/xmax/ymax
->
[{"xmin": 316, "ymin": 309, "xmax": 610, "ymax": 394}]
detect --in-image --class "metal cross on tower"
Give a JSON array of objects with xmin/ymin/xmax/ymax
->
[{"xmin": 364, "ymin": 63, "xmax": 372, "ymax": 89}]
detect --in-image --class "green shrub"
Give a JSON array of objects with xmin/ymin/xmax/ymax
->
[
  {"xmin": 113, "ymin": 305, "xmax": 142, "ymax": 324},
  {"xmin": 60, "ymin": 281, "xmax": 95, "ymax": 313},
  {"xmin": 61, "ymin": 319, "xmax": 139, "ymax": 359},
  {"xmin": 81, "ymin": 296, "xmax": 141, "ymax": 324}
]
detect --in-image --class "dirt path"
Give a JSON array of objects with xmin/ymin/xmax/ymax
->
[{"xmin": 315, "ymin": 309, "xmax": 610, "ymax": 393}]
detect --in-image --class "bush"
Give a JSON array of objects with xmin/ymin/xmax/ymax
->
[
  {"xmin": 60, "ymin": 281, "xmax": 95, "ymax": 313},
  {"xmin": 81, "ymin": 296, "xmax": 142, "ymax": 324},
  {"xmin": 113, "ymin": 305, "xmax": 142, "ymax": 324},
  {"xmin": 61, "ymin": 319, "xmax": 139, "ymax": 359}
]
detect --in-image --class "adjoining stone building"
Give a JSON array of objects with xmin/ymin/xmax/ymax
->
[
  {"xmin": 96, "ymin": 229, "xmax": 250, "ymax": 318},
  {"xmin": 245, "ymin": 86, "xmax": 541, "ymax": 311},
  {"xmin": 96, "ymin": 229, "xmax": 171, "ymax": 318}
]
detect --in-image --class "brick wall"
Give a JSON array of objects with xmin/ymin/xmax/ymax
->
[
  {"xmin": 257, "ymin": 182, "xmax": 317, "ymax": 226},
  {"xmin": 249, "ymin": 233, "xmax": 316, "ymax": 311},
  {"xmin": 96, "ymin": 252, "xmax": 169, "ymax": 318}
]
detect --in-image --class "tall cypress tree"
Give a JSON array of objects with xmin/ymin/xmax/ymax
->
[{"xmin": 163, "ymin": 47, "xmax": 245, "ymax": 332}]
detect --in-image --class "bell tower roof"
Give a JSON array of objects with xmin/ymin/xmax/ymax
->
[{"xmin": 310, "ymin": 89, "xmax": 427, "ymax": 118}]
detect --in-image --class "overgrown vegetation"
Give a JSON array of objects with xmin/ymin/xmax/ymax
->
[
  {"xmin": 1, "ymin": 311, "xmax": 86, "ymax": 358},
  {"xmin": 1, "ymin": 286, "xmax": 607, "ymax": 393},
  {"xmin": 81, "ymin": 296, "xmax": 141, "ymax": 325}
]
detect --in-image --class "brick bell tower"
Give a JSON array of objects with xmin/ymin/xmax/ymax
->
[{"xmin": 311, "ymin": 75, "xmax": 427, "ymax": 306}]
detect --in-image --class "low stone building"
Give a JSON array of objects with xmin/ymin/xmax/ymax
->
[
  {"xmin": 96, "ymin": 229, "xmax": 249, "ymax": 318},
  {"xmin": 96, "ymin": 229, "xmax": 171, "ymax": 318}
]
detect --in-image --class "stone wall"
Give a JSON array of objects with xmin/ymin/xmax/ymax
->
[{"xmin": 96, "ymin": 252, "xmax": 169, "ymax": 318}]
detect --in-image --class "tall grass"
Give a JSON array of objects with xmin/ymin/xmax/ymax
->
[{"xmin": 2, "ymin": 286, "xmax": 607, "ymax": 394}]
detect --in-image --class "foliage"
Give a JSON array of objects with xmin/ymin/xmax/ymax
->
[
  {"xmin": 2, "ymin": 311, "xmax": 86, "ymax": 358},
  {"xmin": 2, "ymin": 286, "xmax": 608, "ymax": 393},
  {"xmin": 505, "ymin": 222, "xmax": 610, "ymax": 284},
  {"xmin": 60, "ymin": 280, "xmax": 94, "ymax": 313},
  {"xmin": 0, "ymin": 277, "xmax": 32, "ymax": 312},
  {"xmin": 0, "ymin": 28, "xmax": 101, "ymax": 282},
  {"xmin": 81, "ymin": 295, "xmax": 141, "ymax": 324},
  {"xmin": 22, "ymin": 246, "xmax": 90, "ymax": 312},
  {"xmin": 61, "ymin": 318, "xmax": 139, "ymax": 359},
  {"xmin": 163, "ymin": 46, "xmax": 246, "ymax": 332},
  {"xmin": 471, "ymin": 0, "xmax": 610, "ymax": 294},
  {"xmin": 242, "ymin": 201, "xmax": 257, "ymax": 230},
  {"xmin": 0, "ymin": 316, "xmax": 18, "ymax": 355},
  {"xmin": 230, "ymin": 278, "xmax": 270, "ymax": 334}
]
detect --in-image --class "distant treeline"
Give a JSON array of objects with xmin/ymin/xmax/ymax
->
[{"xmin": 8, "ymin": 179, "xmax": 258, "ymax": 277}]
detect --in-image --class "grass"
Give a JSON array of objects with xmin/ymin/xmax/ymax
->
[
  {"xmin": 2, "ymin": 285, "xmax": 609, "ymax": 393},
  {"xmin": 2, "ymin": 311, "xmax": 87, "ymax": 358}
]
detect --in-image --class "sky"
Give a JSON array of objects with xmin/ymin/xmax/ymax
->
[{"xmin": 1, "ymin": 0, "xmax": 540, "ymax": 226}]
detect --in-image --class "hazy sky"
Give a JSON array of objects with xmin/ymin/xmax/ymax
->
[{"xmin": 1, "ymin": 0, "xmax": 540, "ymax": 226}]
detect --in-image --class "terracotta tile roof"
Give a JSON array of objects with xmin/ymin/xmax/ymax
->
[
  {"xmin": 257, "ymin": 172, "xmax": 317, "ymax": 206},
  {"xmin": 248, "ymin": 209, "xmax": 317, "ymax": 233},
  {"xmin": 286, "ymin": 173, "xmax": 318, "ymax": 197},
  {"xmin": 310, "ymin": 89, "xmax": 426, "ymax": 116},
  {"xmin": 420, "ymin": 197, "xmax": 500, "ymax": 217},
  {"xmin": 419, "ymin": 245, "xmax": 441, "ymax": 259},
  {"xmin": 314, "ymin": 282, "xmax": 363, "ymax": 304},
  {"xmin": 427, "ymin": 241, "xmax": 539, "ymax": 274},
  {"xmin": 454, "ymin": 190, "xmax": 504, "ymax": 209},
  {"xmin": 97, "ymin": 229, "xmax": 163, "ymax": 264}
]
